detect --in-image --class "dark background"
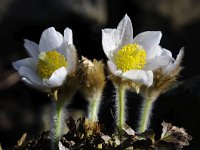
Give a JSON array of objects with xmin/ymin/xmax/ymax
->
[{"xmin": 0, "ymin": 0, "xmax": 200, "ymax": 149}]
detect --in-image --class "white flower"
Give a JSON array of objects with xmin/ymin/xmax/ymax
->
[
  {"xmin": 102, "ymin": 14, "xmax": 173, "ymax": 87},
  {"xmin": 161, "ymin": 48, "xmax": 184, "ymax": 75},
  {"xmin": 12, "ymin": 27, "xmax": 77, "ymax": 91}
]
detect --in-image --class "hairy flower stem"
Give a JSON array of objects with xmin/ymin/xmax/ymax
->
[
  {"xmin": 138, "ymin": 96, "xmax": 154, "ymax": 133},
  {"xmin": 50, "ymin": 90, "xmax": 66, "ymax": 142},
  {"xmin": 55, "ymin": 102, "xmax": 64, "ymax": 141},
  {"xmin": 88, "ymin": 97, "xmax": 101, "ymax": 122},
  {"xmin": 116, "ymin": 85, "xmax": 126, "ymax": 132}
]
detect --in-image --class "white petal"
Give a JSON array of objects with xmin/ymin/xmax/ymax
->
[
  {"xmin": 102, "ymin": 29, "xmax": 120, "ymax": 60},
  {"xmin": 155, "ymin": 45, "xmax": 171, "ymax": 57},
  {"xmin": 102, "ymin": 15, "xmax": 133, "ymax": 60},
  {"xmin": 64, "ymin": 28, "xmax": 73, "ymax": 45},
  {"xmin": 12, "ymin": 58, "xmax": 37, "ymax": 71},
  {"xmin": 43, "ymin": 67, "xmax": 67, "ymax": 87},
  {"xmin": 158, "ymin": 48, "xmax": 172, "ymax": 57},
  {"xmin": 22, "ymin": 77, "xmax": 49, "ymax": 91},
  {"xmin": 133, "ymin": 31, "xmax": 162, "ymax": 59},
  {"xmin": 58, "ymin": 28, "xmax": 73, "ymax": 56},
  {"xmin": 117, "ymin": 14, "xmax": 133, "ymax": 46},
  {"xmin": 162, "ymin": 48, "xmax": 184, "ymax": 75},
  {"xmin": 155, "ymin": 45, "xmax": 162, "ymax": 56},
  {"xmin": 144, "ymin": 48, "xmax": 173, "ymax": 71},
  {"xmin": 18, "ymin": 67, "xmax": 43, "ymax": 86},
  {"xmin": 122, "ymin": 70, "xmax": 153, "ymax": 87},
  {"xmin": 65, "ymin": 45, "xmax": 77, "ymax": 74},
  {"xmin": 107, "ymin": 61, "xmax": 122, "ymax": 76},
  {"xmin": 107, "ymin": 61, "xmax": 117, "ymax": 74},
  {"xmin": 24, "ymin": 39, "xmax": 39, "ymax": 58},
  {"xmin": 39, "ymin": 27, "xmax": 63, "ymax": 52}
]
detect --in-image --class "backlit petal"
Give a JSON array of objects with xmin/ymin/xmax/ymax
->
[
  {"xmin": 102, "ymin": 29, "xmax": 120, "ymax": 60},
  {"xmin": 18, "ymin": 67, "xmax": 43, "ymax": 86},
  {"xmin": 162, "ymin": 48, "xmax": 184, "ymax": 75},
  {"xmin": 65, "ymin": 45, "xmax": 77, "ymax": 74},
  {"xmin": 43, "ymin": 67, "xmax": 67, "ymax": 87},
  {"xmin": 12, "ymin": 58, "xmax": 37, "ymax": 71},
  {"xmin": 24, "ymin": 39, "xmax": 39, "ymax": 58},
  {"xmin": 133, "ymin": 31, "xmax": 162, "ymax": 59},
  {"xmin": 122, "ymin": 70, "xmax": 153, "ymax": 86},
  {"xmin": 102, "ymin": 15, "xmax": 133, "ymax": 60},
  {"xmin": 117, "ymin": 14, "xmax": 133, "ymax": 46},
  {"xmin": 144, "ymin": 48, "xmax": 173, "ymax": 71},
  {"xmin": 64, "ymin": 28, "xmax": 73, "ymax": 45},
  {"xmin": 39, "ymin": 27, "xmax": 63, "ymax": 52},
  {"xmin": 107, "ymin": 61, "xmax": 122, "ymax": 76}
]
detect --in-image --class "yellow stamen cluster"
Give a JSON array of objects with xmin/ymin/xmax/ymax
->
[
  {"xmin": 115, "ymin": 44, "xmax": 146, "ymax": 72},
  {"xmin": 37, "ymin": 50, "xmax": 67, "ymax": 78}
]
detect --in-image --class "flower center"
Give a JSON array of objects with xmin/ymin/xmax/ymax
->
[
  {"xmin": 37, "ymin": 50, "xmax": 67, "ymax": 78},
  {"xmin": 114, "ymin": 44, "xmax": 146, "ymax": 72}
]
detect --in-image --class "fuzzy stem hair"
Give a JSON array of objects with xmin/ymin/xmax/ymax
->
[
  {"xmin": 55, "ymin": 102, "xmax": 64, "ymax": 140},
  {"xmin": 137, "ymin": 96, "xmax": 154, "ymax": 133},
  {"xmin": 115, "ymin": 85, "xmax": 126, "ymax": 132},
  {"xmin": 51, "ymin": 100, "xmax": 65, "ymax": 142},
  {"xmin": 87, "ymin": 95, "xmax": 101, "ymax": 122}
]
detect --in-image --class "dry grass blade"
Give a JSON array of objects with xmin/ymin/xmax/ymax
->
[
  {"xmin": 17, "ymin": 133, "xmax": 27, "ymax": 147},
  {"xmin": 0, "ymin": 72, "xmax": 20, "ymax": 90}
]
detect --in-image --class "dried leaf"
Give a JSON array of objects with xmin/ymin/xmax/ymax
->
[
  {"xmin": 58, "ymin": 141, "xmax": 69, "ymax": 150},
  {"xmin": 124, "ymin": 147, "xmax": 133, "ymax": 150},
  {"xmin": 17, "ymin": 133, "xmax": 27, "ymax": 147},
  {"xmin": 159, "ymin": 122, "xmax": 192, "ymax": 149},
  {"xmin": 123, "ymin": 124, "xmax": 135, "ymax": 136},
  {"xmin": 112, "ymin": 135, "xmax": 121, "ymax": 146},
  {"xmin": 13, "ymin": 118, "xmax": 192, "ymax": 150},
  {"xmin": 101, "ymin": 135, "xmax": 111, "ymax": 143},
  {"xmin": 83, "ymin": 118, "xmax": 101, "ymax": 137},
  {"xmin": 69, "ymin": 140, "xmax": 75, "ymax": 146}
]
